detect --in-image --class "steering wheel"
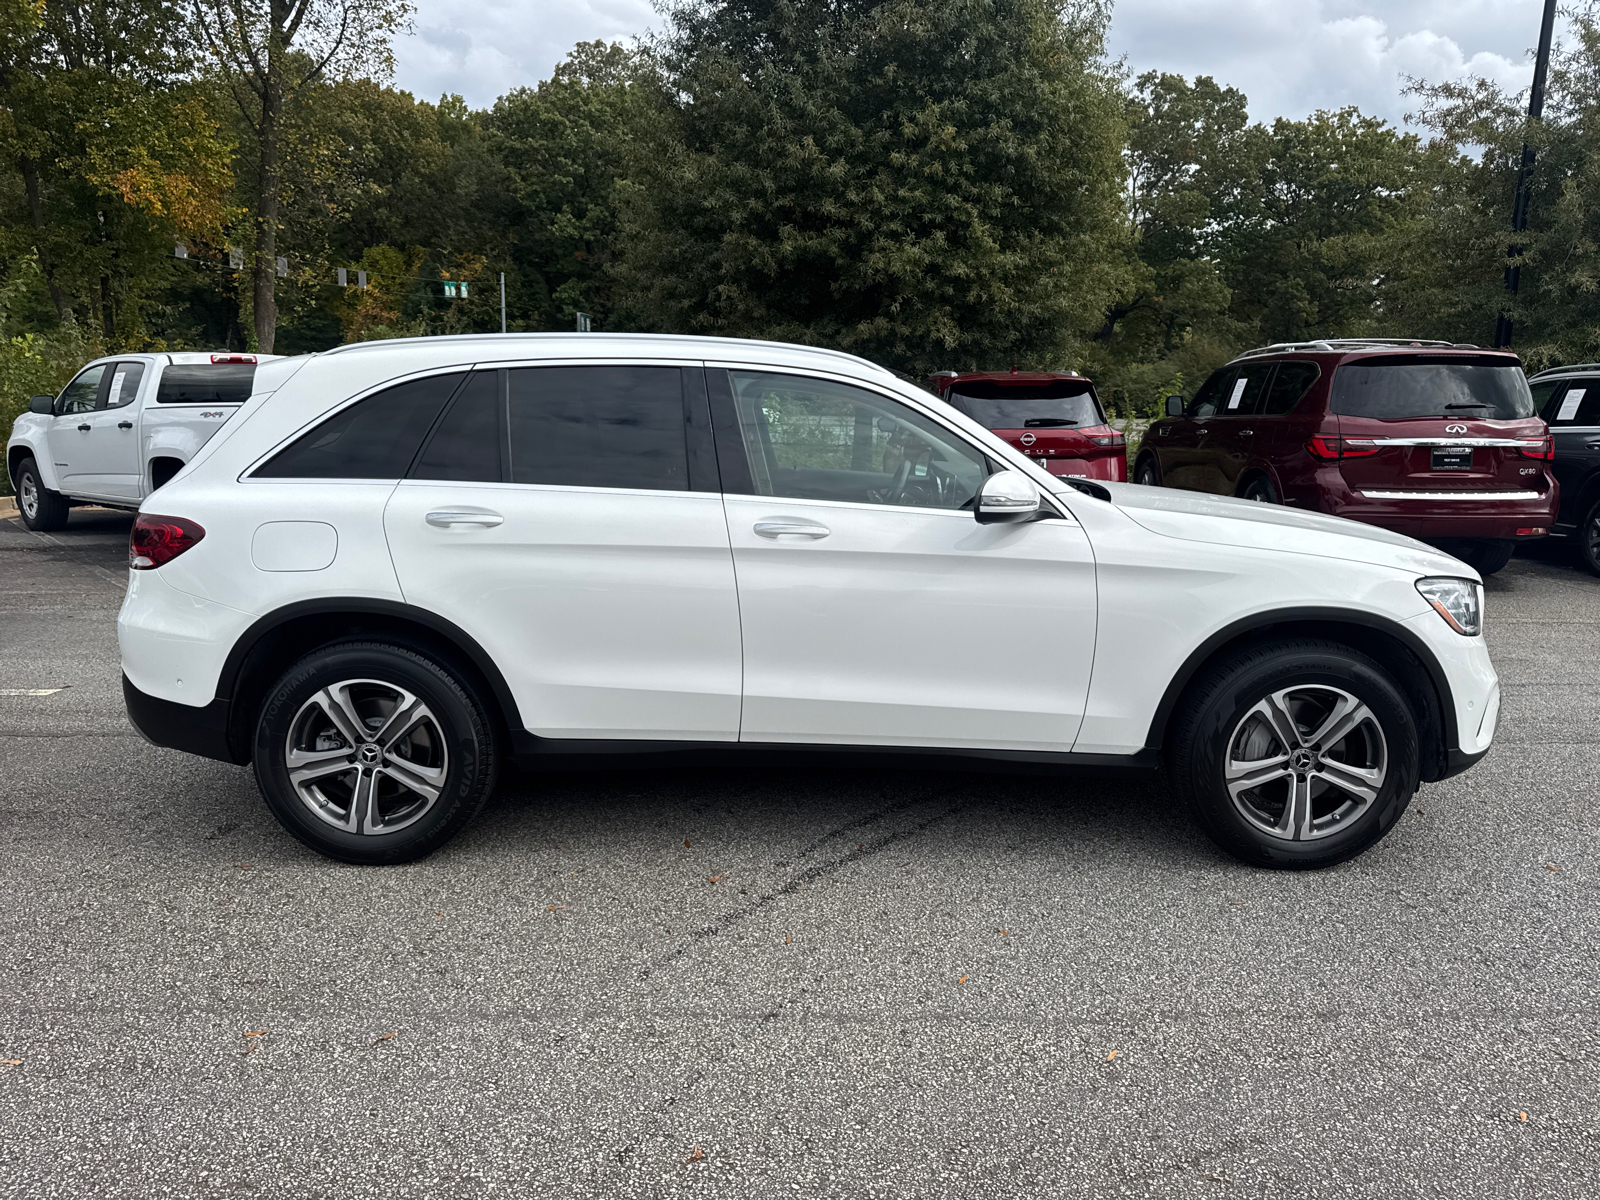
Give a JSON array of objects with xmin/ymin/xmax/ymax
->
[{"xmin": 883, "ymin": 457, "xmax": 914, "ymax": 505}]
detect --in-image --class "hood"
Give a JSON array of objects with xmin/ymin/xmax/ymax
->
[{"xmin": 1063, "ymin": 480, "xmax": 1477, "ymax": 581}]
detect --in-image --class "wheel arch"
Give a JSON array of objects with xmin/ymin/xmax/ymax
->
[
  {"xmin": 9, "ymin": 439, "xmax": 55, "ymax": 492},
  {"xmin": 216, "ymin": 598, "xmax": 524, "ymax": 765},
  {"xmin": 147, "ymin": 455, "xmax": 187, "ymax": 492},
  {"xmin": 1144, "ymin": 608, "xmax": 1458, "ymax": 783},
  {"xmin": 1234, "ymin": 464, "xmax": 1280, "ymax": 499}
]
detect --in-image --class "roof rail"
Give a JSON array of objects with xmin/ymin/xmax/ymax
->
[
  {"xmin": 1529, "ymin": 362, "xmax": 1600, "ymax": 378},
  {"xmin": 1235, "ymin": 338, "xmax": 1482, "ymax": 359}
]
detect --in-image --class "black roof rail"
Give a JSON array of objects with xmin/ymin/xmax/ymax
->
[{"xmin": 1529, "ymin": 362, "xmax": 1600, "ymax": 378}]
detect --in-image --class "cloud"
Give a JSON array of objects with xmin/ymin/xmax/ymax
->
[{"xmin": 391, "ymin": 0, "xmax": 1560, "ymax": 125}]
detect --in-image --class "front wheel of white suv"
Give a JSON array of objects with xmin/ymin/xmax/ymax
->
[
  {"xmin": 1168, "ymin": 639, "xmax": 1420, "ymax": 869},
  {"xmin": 252, "ymin": 641, "xmax": 499, "ymax": 864}
]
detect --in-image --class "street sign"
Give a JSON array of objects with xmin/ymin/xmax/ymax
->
[
  {"xmin": 460, "ymin": 281, "xmax": 469, "ymax": 299},
  {"xmin": 174, "ymin": 244, "xmax": 188, "ymax": 260},
  {"xmin": 276, "ymin": 257, "xmax": 288, "ymax": 278},
  {"xmin": 357, "ymin": 270, "xmax": 367, "ymax": 289},
  {"xmin": 338, "ymin": 267, "xmax": 348, "ymax": 287},
  {"xmin": 576, "ymin": 312, "xmax": 592, "ymax": 333},
  {"xmin": 228, "ymin": 246, "xmax": 243, "ymax": 270},
  {"xmin": 444, "ymin": 281, "xmax": 457, "ymax": 298}
]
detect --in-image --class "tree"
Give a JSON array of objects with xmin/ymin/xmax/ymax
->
[
  {"xmin": 618, "ymin": 0, "xmax": 1132, "ymax": 377},
  {"xmin": 192, "ymin": 0, "xmax": 412, "ymax": 351}
]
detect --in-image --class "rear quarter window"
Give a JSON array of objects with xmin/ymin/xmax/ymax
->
[
  {"xmin": 253, "ymin": 373, "xmax": 465, "ymax": 479},
  {"xmin": 156, "ymin": 364, "xmax": 258, "ymax": 404}
]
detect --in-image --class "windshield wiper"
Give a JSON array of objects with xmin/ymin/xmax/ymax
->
[
  {"xmin": 1443, "ymin": 403, "xmax": 1491, "ymax": 410},
  {"xmin": 1022, "ymin": 418, "xmax": 1076, "ymax": 427}
]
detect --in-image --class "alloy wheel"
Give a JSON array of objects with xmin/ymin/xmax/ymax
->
[
  {"xmin": 1586, "ymin": 508, "xmax": 1600, "ymax": 572},
  {"xmin": 284, "ymin": 678, "xmax": 449, "ymax": 835},
  {"xmin": 1224, "ymin": 684, "xmax": 1387, "ymax": 842}
]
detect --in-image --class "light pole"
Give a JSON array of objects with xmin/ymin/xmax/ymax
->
[{"xmin": 1493, "ymin": 0, "xmax": 1560, "ymax": 349}]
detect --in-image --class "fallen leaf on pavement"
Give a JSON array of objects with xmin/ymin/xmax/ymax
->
[
  {"xmin": 998, "ymin": 929, "xmax": 1010, "ymax": 936},
  {"xmin": 373, "ymin": 1032, "xmax": 398, "ymax": 1044},
  {"xmin": 546, "ymin": 904, "xmax": 571, "ymax": 911},
  {"xmin": 708, "ymin": 874, "xmax": 723, "ymax": 884},
  {"xmin": 1107, "ymin": 1049, "xmax": 1119, "ymax": 1062},
  {"xmin": 1, "ymin": 1060, "xmax": 20, "ymax": 1066},
  {"xmin": 957, "ymin": 975, "xmax": 967, "ymax": 985},
  {"xmin": 243, "ymin": 1030, "xmax": 268, "ymax": 1037},
  {"xmin": 687, "ymin": 1146, "xmax": 705, "ymax": 1163},
  {"xmin": 684, "ymin": 840, "xmax": 691, "ymax": 848},
  {"xmin": 1546, "ymin": 865, "xmax": 1562, "ymax": 873},
  {"xmin": 235, "ymin": 863, "xmax": 252, "ymax": 870},
  {"xmin": 1520, "ymin": 1111, "xmax": 1528, "ymax": 1122},
  {"xmin": 785, "ymin": 933, "xmax": 792, "ymax": 945}
]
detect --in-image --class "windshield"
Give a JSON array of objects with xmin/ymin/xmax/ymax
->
[
  {"xmin": 156, "ymin": 364, "xmax": 257, "ymax": 404},
  {"xmin": 944, "ymin": 381, "xmax": 1103, "ymax": 429},
  {"xmin": 1330, "ymin": 357, "xmax": 1534, "ymax": 421}
]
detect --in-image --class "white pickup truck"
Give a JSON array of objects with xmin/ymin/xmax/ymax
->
[{"xmin": 7, "ymin": 351, "xmax": 278, "ymax": 531}]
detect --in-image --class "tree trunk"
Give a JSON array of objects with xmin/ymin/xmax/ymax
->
[
  {"xmin": 252, "ymin": 70, "xmax": 283, "ymax": 353},
  {"xmin": 100, "ymin": 275, "xmax": 115, "ymax": 342},
  {"xmin": 18, "ymin": 156, "xmax": 69, "ymax": 322}
]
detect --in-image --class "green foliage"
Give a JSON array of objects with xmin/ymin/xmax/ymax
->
[
  {"xmin": 0, "ymin": 258, "xmax": 98, "ymax": 491},
  {"xmin": 618, "ymin": 0, "xmax": 1134, "ymax": 377}
]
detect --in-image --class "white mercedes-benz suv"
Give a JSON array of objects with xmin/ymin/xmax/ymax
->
[{"xmin": 118, "ymin": 334, "xmax": 1500, "ymax": 868}]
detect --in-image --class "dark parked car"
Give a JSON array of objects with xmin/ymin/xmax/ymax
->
[
  {"xmin": 928, "ymin": 369, "xmax": 1126, "ymax": 482},
  {"xmin": 1529, "ymin": 362, "xmax": 1600, "ymax": 574},
  {"xmin": 1132, "ymin": 339, "xmax": 1558, "ymax": 575}
]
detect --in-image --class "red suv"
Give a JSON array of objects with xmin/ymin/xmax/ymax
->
[
  {"xmin": 928, "ymin": 369, "xmax": 1126, "ymax": 482},
  {"xmin": 1132, "ymin": 340, "xmax": 1558, "ymax": 575}
]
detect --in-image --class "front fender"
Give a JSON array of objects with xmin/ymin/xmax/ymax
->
[{"xmin": 7, "ymin": 417, "xmax": 60, "ymax": 491}]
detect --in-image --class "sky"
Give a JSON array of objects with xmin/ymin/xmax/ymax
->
[{"xmin": 391, "ymin": 0, "xmax": 1559, "ymax": 126}]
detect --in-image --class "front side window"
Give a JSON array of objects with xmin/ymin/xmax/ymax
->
[
  {"xmin": 105, "ymin": 362, "xmax": 146, "ymax": 409},
  {"xmin": 1331, "ymin": 357, "xmax": 1536, "ymax": 420},
  {"xmin": 57, "ymin": 365, "xmax": 106, "ymax": 415},
  {"xmin": 507, "ymin": 366, "xmax": 688, "ymax": 491},
  {"xmin": 1187, "ymin": 369, "xmax": 1233, "ymax": 418},
  {"xmin": 729, "ymin": 371, "xmax": 987, "ymax": 510},
  {"xmin": 943, "ymin": 381, "xmax": 1104, "ymax": 430},
  {"xmin": 254, "ymin": 373, "xmax": 465, "ymax": 479}
]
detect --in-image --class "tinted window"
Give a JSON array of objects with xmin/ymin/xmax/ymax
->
[
  {"xmin": 255, "ymin": 373, "xmax": 465, "ymax": 479},
  {"xmin": 1330, "ymin": 357, "xmax": 1535, "ymax": 420},
  {"xmin": 944, "ymin": 381, "xmax": 1103, "ymax": 429},
  {"xmin": 58, "ymin": 365, "xmax": 106, "ymax": 415},
  {"xmin": 729, "ymin": 371, "xmax": 987, "ymax": 510},
  {"xmin": 507, "ymin": 366, "xmax": 687, "ymax": 491},
  {"xmin": 156, "ymin": 364, "xmax": 257, "ymax": 404},
  {"xmin": 1549, "ymin": 380, "xmax": 1600, "ymax": 426},
  {"xmin": 1530, "ymin": 380, "xmax": 1563, "ymax": 417},
  {"xmin": 413, "ymin": 371, "xmax": 503, "ymax": 482},
  {"xmin": 105, "ymin": 362, "xmax": 146, "ymax": 409},
  {"xmin": 1260, "ymin": 362, "xmax": 1319, "ymax": 415},
  {"xmin": 1187, "ymin": 369, "xmax": 1233, "ymax": 417}
]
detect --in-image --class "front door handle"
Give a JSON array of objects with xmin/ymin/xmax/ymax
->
[
  {"xmin": 754, "ymin": 521, "xmax": 830, "ymax": 539},
  {"xmin": 1238, "ymin": 429, "xmax": 1253, "ymax": 437},
  {"xmin": 426, "ymin": 510, "xmax": 504, "ymax": 528},
  {"xmin": 117, "ymin": 420, "xmax": 134, "ymax": 430},
  {"xmin": 77, "ymin": 423, "xmax": 91, "ymax": 432},
  {"xmin": 1585, "ymin": 438, "xmax": 1600, "ymax": 449}
]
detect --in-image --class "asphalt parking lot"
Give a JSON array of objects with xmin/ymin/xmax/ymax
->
[{"xmin": 2, "ymin": 505, "xmax": 1597, "ymax": 1198}]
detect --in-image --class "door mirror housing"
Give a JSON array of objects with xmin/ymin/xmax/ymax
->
[
  {"xmin": 1165, "ymin": 394, "xmax": 1184, "ymax": 417},
  {"xmin": 30, "ymin": 395, "xmax": 54, "ymax": 415},
  {"xmin": 975, "ymin": 469, "xmax": 1041, "ymax": 524}
]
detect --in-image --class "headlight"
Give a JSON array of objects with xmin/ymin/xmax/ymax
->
[{"xmin": 1416, "ymin": 577, "xmax": 1482, "ymax": 636}]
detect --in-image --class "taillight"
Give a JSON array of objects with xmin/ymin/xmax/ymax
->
[
  {"xmin": 1517, "ymin": 435, "xmax": 1554, "ymax": 461},
  {"xmin": 1307, "ymin": 435, "xmax": 1379, "ymax": 460},
  {"xmin": 1090, "ymin": 432, "xmax": 1125, "ymax": 448},
  {"xmin": 130, "ymin": 514, "xmax": 205, "ymax": 570}
]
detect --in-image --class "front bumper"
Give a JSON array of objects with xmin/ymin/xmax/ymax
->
[{"xmin": 123, "ymin": 673, "xmax": 243, "ymax": 764}]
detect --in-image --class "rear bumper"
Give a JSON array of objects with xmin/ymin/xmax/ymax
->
[
  {"xmin": 123, "ymin": 673, "xmax": 244, "ymax": 765},
  {"xmin": 1036, "ymin": 454, "xmax": 1126, "ymax": 483},
  {"xmin": 1318, "ymin": 475, "xmax": 1558, "ymax": 540}
]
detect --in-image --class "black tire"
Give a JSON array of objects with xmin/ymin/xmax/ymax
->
[
  {"xmin": 14, "ymin": 456, "xmax": 70, "ymax": 532},
  {"xmin": 252, "ymin": 640, "xmax": 499, "ymax": 864},
  {"xmin": 1240, "ymin": 475, "xmax": 1279, "ymax": 504},
  {"xmin": 1579, "ymin": 499, "xmax": 1600, "ymax": 577},
  {"xmin": 1167, "ymin": 638, "xmax": 1420, "ymax": 870},
  {"xmin": 1134, "ymin": 455, "xmax": 1162, "ymax": 488},
  {"xmin": 1458, "ymin": 539, "xmax": 1515, "ymax": 576}
]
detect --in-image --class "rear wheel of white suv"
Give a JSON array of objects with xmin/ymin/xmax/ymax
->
[
  {"xmin": 1169, "ymin": 639, "xmax": 1419, "ymax": 869},
  {"xmin": 252, "ymin": 641, "xmax": 499, "ymax": 864}
]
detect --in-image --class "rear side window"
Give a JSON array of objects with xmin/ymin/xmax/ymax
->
[
  {"xmin": 412, "ymin": 371, "xmax": 503, "ymax": 482},
  {"xmin": 1259, "ymin": 362, "xmax": 1319, "ymax": 415},
  {"xmin": 1330, "ymin": 357, "xmax": 1535, "ymax": 420},
  {"xmin": 254, "ymin": 373, "xmax": 465, "ymax": 479},
  {"xmin": 156, "ymin": 364, "xmax": 257, "ymax": 404},
  {"xmin": 105, "ymin": 362, "xmax": 146, "ymax": 409},
  {"xmin": 1547, "ymin": 380, "xmax": 1600, "ymax": 426},
  {"xmin": 507, "ymin": 366, "xmax": 688, "ymax": 491}
]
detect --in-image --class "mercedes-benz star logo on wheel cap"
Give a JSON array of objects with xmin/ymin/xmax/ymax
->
[{"xmin": 1020, "ymin": 432, "xmax": 1036, "ymax": 445}]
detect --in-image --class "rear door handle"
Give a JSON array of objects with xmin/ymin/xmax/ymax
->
[
  {"xmin": 117, "ymin": 421, "xmax": 133, "ymax": 430},
  {"xmin": 1238, "ymin": 429, "xmax": 1253, "ymax": 437},
  {"xmin": 77, "ymin": 424, "xmax": 91, "ymax": 432},
  {"xmin": 426, "ymin": 510, "xmax": 504, "ymax": 528},
  {"xmin": 1585, "ymin": 438, "xmax": 1600, "ymax": 449},
  {"xmin": 754, "ymin": 521, "xmax": 830, "ymax": 539}
]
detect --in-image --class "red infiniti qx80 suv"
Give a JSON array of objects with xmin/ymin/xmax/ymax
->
[
  {"xmin": 928, "ymin": 369, "xmax": 1127, "ymax": 482},
  {"xmin": 1132, "ymin": 339, "xmax": 1558, "ymax": 574}
]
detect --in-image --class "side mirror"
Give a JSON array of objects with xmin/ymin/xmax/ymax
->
[
  {"xmin": 1165, "ymin": 394, "xmax": 1184, "ymax": 417},
  {"xmin": 875, "ymin": 415, "xmax": 897, "ymax": 433},
  {"xmin": 30, "ymin": 395, "xmax": 54, "ymax": 415},
  {"xmin": 975, "ymin": 469, "xmax": 1041, "ymax": 525}
]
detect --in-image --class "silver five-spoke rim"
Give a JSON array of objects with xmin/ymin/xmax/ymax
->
[
  {"xmin": 19, "ymin": 472, "xmax": 38, "ymax": 518},
  {"xmin": 1225, "ymin": 684, "xmax": 1387, "ymax": 842},
  {"xmin": 285, "ymin": 679, "xmax": 448, "ymax": 835}
]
